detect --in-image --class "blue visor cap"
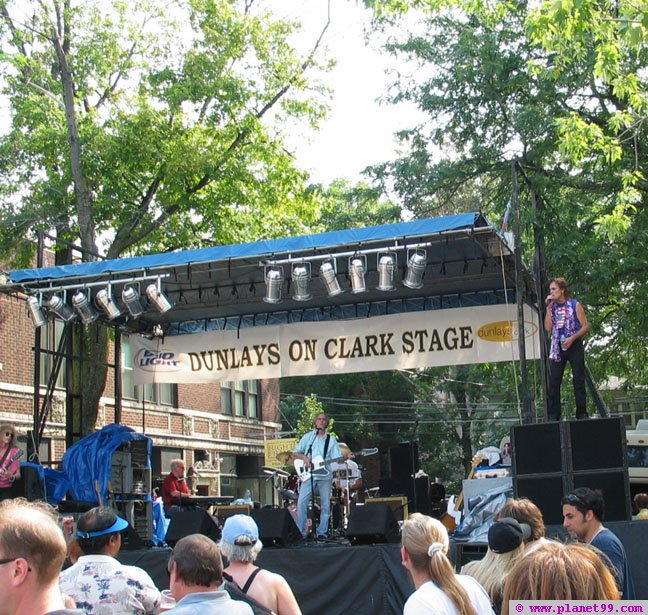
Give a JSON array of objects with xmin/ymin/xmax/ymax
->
[{"xmin": 76, "ymin": 516, "xmax": 129, "ymax": 539}]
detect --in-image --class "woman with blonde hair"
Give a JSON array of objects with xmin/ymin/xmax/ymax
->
[
  {"xmin": 502, "ymin": 541, "xmax": 620, "ymax": 610},
  {"xmin": 0, "ymin": 424, "xmax": 21, "ymax": 501},
  {"xmin": 401, "ymin": 513, "xmax": 494, "ymax": 615}
]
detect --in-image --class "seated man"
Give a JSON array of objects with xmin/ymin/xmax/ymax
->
[
  {"xmin": 59, "ymin": 506, "xmax": 160, "ymax": 614},
  {"xmin": 0, "ymin": 497, "xmax": 83, "ymax": 615},
  {"xmin": 162, "ymin": 458, "xmax": 190, "ymax": 517},
  {"xmin": 167, "ymin": 533, "xmax": 253, "ymax": 613}
]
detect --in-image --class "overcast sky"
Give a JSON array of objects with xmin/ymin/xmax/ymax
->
[{"xmin": 274, "ymin": 0, "xmax": 422, "ymax": 186}]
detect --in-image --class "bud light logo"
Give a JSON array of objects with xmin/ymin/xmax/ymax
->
[{"xmin": 136, "ymin": 349, "xmax": 182, "ymax": 372}]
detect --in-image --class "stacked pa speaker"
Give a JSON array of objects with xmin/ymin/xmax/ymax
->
[{"xmin": 511, "ymin": 417, "xmax": 630, "ymax": 525}]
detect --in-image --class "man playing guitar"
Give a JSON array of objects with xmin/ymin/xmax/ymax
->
[{"xmin": 292, "ymin": 412, "xmax": 342, "ymax": 539}]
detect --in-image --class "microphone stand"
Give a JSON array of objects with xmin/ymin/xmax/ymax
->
[{"xmin": 306, "ymin": 430, "xmax": 319, "ymax": 542}]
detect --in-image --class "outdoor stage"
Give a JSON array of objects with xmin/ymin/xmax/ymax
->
[{"xmin": 119, "ymin": 521, "xmax": 648, "ymax": 615}]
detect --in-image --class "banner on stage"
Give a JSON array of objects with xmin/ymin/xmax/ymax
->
[{"xmin": 131, "ymin": 304, "xmax": 540, "ymax": 384}]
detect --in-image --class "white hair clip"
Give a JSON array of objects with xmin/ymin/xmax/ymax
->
[{"xmin": 427, "ymin": 542, "xmax": 444, "ymax": 557}]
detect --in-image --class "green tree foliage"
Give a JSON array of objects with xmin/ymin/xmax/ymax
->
[
  {"xmin": 364, "ymin": 0, "xmax": 648, "ymax": 389},
  {"xmin": 0, "ymin": 0, "xmax": 330, "ymax": 433},
  {"xmin": 294, "ymin": 394, "xmax": 338, "ymax": 440}
]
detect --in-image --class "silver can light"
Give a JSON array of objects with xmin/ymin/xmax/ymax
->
[
  {"xmin": 348, "ymin": 256, "xmax": 367, "ymax": 294},
  {"xmin": 291, "ymin": 264, "xmax": 311, "ymax": 301},
  {"xmin": 146, "ymin": 282, "xmax": 174, "ymax": 313},
  {"xmin": 320, "ymin": 260, "xmax": 344, "ymax": 297},
  {"xmin": 264, "ymin": 267, "xmax": 284, "ymax": 304},
  {"xmin": 27, "ymin": 296, "xmax": 47, "ymax": 328},
  {"xmin": 47, "ymin": 294, "xmax": 75, "ymax": 322},
  {"xmin": 122, "ymin": 286, "xmax": 144, "ymax": 318},
  {"xmin": 377, "ymin": 254, "xmax": 396, "ymax": 291},
  {"xmin": 403, "ymin": 251, "xmax": 427, "ymax": 289},
  {"xmin": 95, "ymin": 288, "xmax": 122, "ymax": 320},
  {"xmin": 72, "ymin": 289, "xmax": 99, "ymax": 324}
]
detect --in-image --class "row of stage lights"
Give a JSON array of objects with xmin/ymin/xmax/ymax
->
[
  {"xmin": 25, "ymin": 278, "xmax": 174, "ymax": 328},
  {"xmin": 263, "ymin": 250, "xmax": 427, "ymax": 304}
]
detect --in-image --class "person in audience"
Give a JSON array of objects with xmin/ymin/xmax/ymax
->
[
  {"xmin": 219, "ymin": 514, "xmax": 301, "ymax": 615},
  {"xmin": 0, "ymin": 498, "xmax": 83, "ymax": 614},
  {"xmin": 59, "ymin": 506, "xmax": 160, "ymax": 614},
  {"xmin": 501, "ymin": 541, "xmax": 620, "ymax": 607},
  {"xmin": 561, "ymin": 488, "xmax": 635, "ymax": 598},
  {"xmin": 633, "ymin": 493, "xmax": 648, "ymax": 520},
  {"xmin": 462, "ymin": 518, "xmax": 530, "ymax": 614},
  {"xmin": 495, "ymin": 497, "xmax": 546, "ymax": 545},
  {"xmin": 400, "ymin": 512, "xmax": 494, "ymax": 615},
  {"xmin": 166, "ymin": 533, "xmax": 252, "ymax": 614}
]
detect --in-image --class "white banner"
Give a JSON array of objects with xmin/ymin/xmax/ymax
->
[{"xmin": 131, "ymin": 304, "xmax": 540, "ymax": 384}]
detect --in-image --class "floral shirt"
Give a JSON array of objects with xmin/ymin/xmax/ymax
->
[{"xmin": 59, "ymin": 554, "xmax": 161, "ymax": 615}]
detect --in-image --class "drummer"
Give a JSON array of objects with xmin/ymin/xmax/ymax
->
[{"xmin": 330, "ymin": 443, "xmax": 363, "ymax": 502}]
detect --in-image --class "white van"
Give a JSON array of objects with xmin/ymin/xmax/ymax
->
[{"xmin": 627, "ymin": 419, "xmax": 648, "ymax": 486}]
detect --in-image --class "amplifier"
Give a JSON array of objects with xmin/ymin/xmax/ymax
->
[
  {"xmin": 214, "ymin": 504, "xmax": 251, "ymax": 524},
  {"xmin": 365, "ymin": 496, "xmax": 409, "ymax": 521}
]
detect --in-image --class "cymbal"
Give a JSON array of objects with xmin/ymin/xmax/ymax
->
[
  {"xmin": 276, "ymin": 451, "xmax": 293, "ymax": 464},
  {"xmin": 339, "ymin": 443, "xmax": 351, "ymax": 456},
  {"xmin": 262, "ymin": 466, "xmax": 289, "ymax": 477}
]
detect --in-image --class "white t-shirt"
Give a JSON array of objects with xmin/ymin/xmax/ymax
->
[{"xmin": 404, "ymin": 575, "xmax": 494, "ymax": 615}]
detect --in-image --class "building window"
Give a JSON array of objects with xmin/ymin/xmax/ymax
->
[
  {"xmin": 39, "ymin": 320, "xmax": 66, "ymax": 388},
  {"xmin": 121, "ymin": 335, "xmax": 176, "ymax": 406},
  {"xmin": 221, "ymin": 380, "xmax": 260, "ymax": 419}
]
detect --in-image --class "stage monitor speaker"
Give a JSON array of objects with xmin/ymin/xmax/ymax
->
[
  {"xmin": 511, "ymin": 422, "xmax": 563, "ymax": 475},
  {"xmin": 568, "ymin": 417, "xmax": 626, "ymax": 472},
  {"xmin": 251, "ymin": 508, "xmax": 301, "ymax": 546},
  {"xmin": 389, "ymin": 441, "xmax": 419, "ymax": 481},
  {"xmin": 346, "ymin": 503, "xmax": 399, "ymax": 545},
  {"xmin": 365, "ymin": 496, "xmax": 409, "ymax": 522},
  {"xmin": 514, "ymin": 474, "xmax": 567, "ymax": 526},
  {"xmin": 215, "ymin": 504, "xmax": 251, "ymax": 525},
  {"xmin": 165, "ymin": 509, "xmax": 220, "ymax": 546},
  {"xmin": 572, "ymin": 470, "xmax": 631, "ymax": 521}
]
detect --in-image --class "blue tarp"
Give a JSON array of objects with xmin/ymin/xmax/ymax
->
[
  {"xmin": 8, "ymin": 212, "xmax": 483, "ymax": 283},
  {"xmin": 62, "ymin": 424, "xmax": 152, "ymax": 503}
]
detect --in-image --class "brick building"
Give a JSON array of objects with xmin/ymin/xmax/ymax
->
[{"xmin": 0, "ymin": 288, "xmax": 282, "ymax": 504}]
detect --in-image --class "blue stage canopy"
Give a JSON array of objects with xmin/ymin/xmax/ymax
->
[{"xmin": 2, "ymin": 212, "xmax": 534, "ymax": 335}]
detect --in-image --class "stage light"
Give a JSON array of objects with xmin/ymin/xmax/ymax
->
[
  {"xmin": 320, "ymin": 260, "xmax": 344, "ymax": 297},
  {"xmin": 47, "ymin": 294, "xmax": 75, "ymax": 322},
  {"xmin": 264, "ymin": 267, "xmax": 284, "ymax": 304},
  {"xmin": 95, "ymin": 286, "xmax": 122, "ymax": 320},
  {"xmin": 72, "ymin": 289, "xmax": 99, "ymax": 324},
  {"xmin": 403, "ymin": 250, "xmax": 427, "ymax": 289},
  {"xmin": 291, "ymin": 263, "xmax": 311, "ymax": 301},
  {"xmin": 348, "ymin": 256, "xmax": 367, "ymax": 294},
  {"xmin": 122, "ymin": 285, "xmax": 144, "ymax": 318},
  {"xmin": 146, "ymin": 280, "xmax": 174, "ymax": 313},
  {"xmin": 377, "ymin": 253, "xmax": 396, "ymax": 291},
  {"xmin": 26, "ymin": 295, "xmax": 47, "ymax": 328}
]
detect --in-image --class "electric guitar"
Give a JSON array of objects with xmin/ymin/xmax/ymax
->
[
  {"xmin": 1, "ymin": 449, "xmax": 23, "ymax": 476},
  {"xmin": 294, "ymin": 448, "xmax": 378, "ymax": 482}
]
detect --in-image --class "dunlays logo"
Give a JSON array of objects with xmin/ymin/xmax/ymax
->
[
  {"xmin": 477, "ymin": 320, "xmax": 538, "ymax": 342},
  {"xmin": 135, "ymin": 349, "xmax": 182, "ymax": 372}
]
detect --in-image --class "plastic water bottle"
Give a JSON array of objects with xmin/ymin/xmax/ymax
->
[
  {"xmin": 244, "ymin": 489, "xmax": 253, "ymax": 503},
  {"xmin": 560, "ymin": 334, "xmax": 567, "ymax": 351}
]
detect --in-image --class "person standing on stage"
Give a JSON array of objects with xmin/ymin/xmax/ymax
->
[
  {"xmin": 292, "ymin": 412, "xmax": 342, "ymax": 539},
  {"xmin": 162, "ymin": 459, "xmax": 190, "ymax": 517},
  {"xmin": 0, "ymin": 424, "xmax": 21, "ymax": 501},
  {"xmin": 544, "ymin": 277, "xmax": 590, "ymax": 421}
]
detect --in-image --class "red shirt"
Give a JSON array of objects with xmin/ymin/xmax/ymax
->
[{"xmin": 161, "ymin": 472, "xmax": 189, "ymax": 511}]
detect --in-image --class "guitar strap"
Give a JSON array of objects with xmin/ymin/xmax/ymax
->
[
  {"xmin": 0, "ymin": 446, "xmax": 11, "ymax": 470},
  {"xmin": 323, "ymin": 435, "xmax": 330, "ymax": 460}
]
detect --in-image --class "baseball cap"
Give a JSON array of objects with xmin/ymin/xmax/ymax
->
[
  {"xmin": 222, "ymin": 514, "xmax": 259, "ymax": 545},
  {"xmin": 488, "ymin": 517, "xmax": 531, "ymax": 554}
]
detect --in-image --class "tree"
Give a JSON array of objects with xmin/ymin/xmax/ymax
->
[
  {"xmin": 0, "ymin": 0, "xmax": 331, "ymax": 434},
  {"xmin": 364, "ymin": 0, "xmax": 648, "ymax": 388}
]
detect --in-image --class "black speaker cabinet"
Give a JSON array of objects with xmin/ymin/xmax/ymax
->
[
  {"xmin": 13, "ymin": 464, "xmax": 45, "ymax": 501},
  {"xmin": 251, "ymin": 508, "xmax": 301, "ymax": 546},
  {"xmin": 512, "ymin": 422, "xmax": 563, "ymax": 475},
  {"xmin": 389, "ymin": 441, "xmax": 419, "ymax": 481},
  {"xmin": 346, "ymin": 503, "xmax": 399, "ymax": 545},
  {"xmin": 165, "ymin": 509, "xmax": 220, "ymax": 546},
  {"xmin": 568, "ymin": 417, "xmax": 626, "ymax": 471},
  {"xmin": 572, "ymin": 469, "xmax": 631, "ymax": 521},
  {"xmin": 513, "ymin": 474, "xmax": 567, "ymax": 526}
]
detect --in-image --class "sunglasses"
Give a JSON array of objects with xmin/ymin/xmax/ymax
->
[
  {"xmin": 564, "ymin": 493, "xmax": 587, "ymax": 508},
  {"xmin": 3, "ymin": 431, "xmax": 13, "ymax": 437},
  {"xmin": 0, "ymin": 558, "xmax": 31, "ymax": 571}
]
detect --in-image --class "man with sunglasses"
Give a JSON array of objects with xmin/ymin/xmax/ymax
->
[
  {"xmin": 0, "ymin": 497, "xmax": 83, "ymax": 614},
  {"xmin": 59, "ymin": 506, "xmax": 160, "ymax": 614},
  {"xmin": 561, "ymin": 488, "xmax": 635, "ymax": 598}
]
